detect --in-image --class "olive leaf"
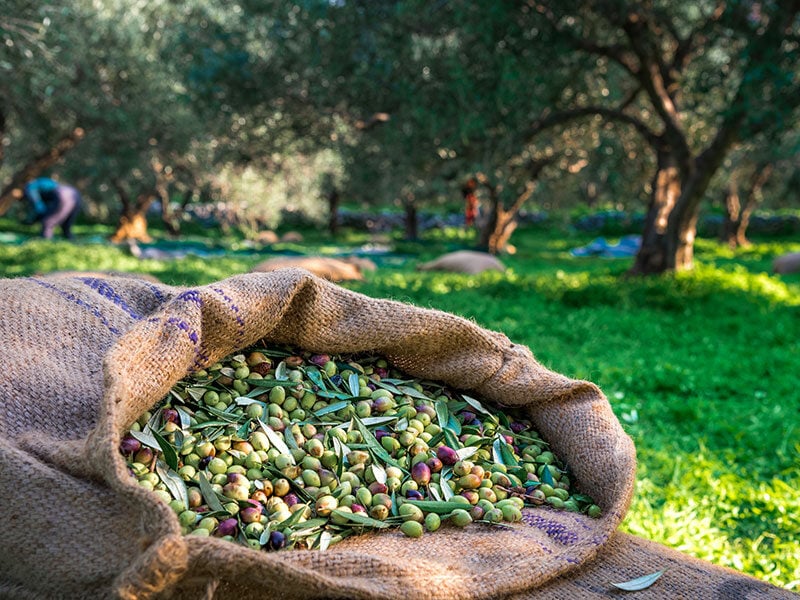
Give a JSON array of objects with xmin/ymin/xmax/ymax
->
[
  {"xmin": 461, "ymin": 394, "xmax": 491, "ymax": 415},
  {"xmin": 348, "ymin": 373, "xmax": 361, "ymax": 396},
  {"xmin": 318, "ymin": 530, "xmax": 333, "ymax": 551},
  {"xmin": 541, "ymin": 464, "xmax": 555, "ymax": 486},
  {"xmin": 330, "ymin": 509, "xmax": 391, "ymax": 529},
  {"xmin": 314, "ymin": 401, "xmax": 350, "ymax": 417},
  {"xmin": 305, "ymin": 368, "xmax": 326, "ymax": 390},
  {"xmin": 397, "ymin": 385, "xmax": 431, "ymax": 400},
  {"xmin": 352, "ymin": 416, "xmax": 406, "ymax": 473},
  {"xmin": 128, "ymin": 429, "xmax": 161, "ymax": 450},
  {"xmin": 155, "ymin": 460, "xmax": 189, "ymax": 508},
  {"xmin": 257, "ymin": 419, "xmax": 293, "ymax": 461},
  {"xmin": 455, "ymin": 446, "xmax": 480, "ymax": 461},
  {"xmin": 197, "ymin": 471, "xmax": 225, "ymax": 512},
  {"xmin": 274, "ymin": 361, "xmax": 288, "ymax": 380},
  {"xmin": 152, "ymin": 430, "xmax": 179, "ymax": 471},
  {"xmin": 611, "ymin": 570, "xmax": 666, "ymax": 591}
]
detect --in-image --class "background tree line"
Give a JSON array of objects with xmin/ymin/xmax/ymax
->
[{"xmin": 1, "ymin": 0, "xmax": 798, "ymax": 273}]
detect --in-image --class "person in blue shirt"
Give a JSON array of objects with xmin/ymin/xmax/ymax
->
[{"xmin": 23, "ymin": 177, "xmax": 82, "ymax": 239}]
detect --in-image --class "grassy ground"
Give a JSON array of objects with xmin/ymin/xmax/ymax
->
[{"xmin": 2, "ymin": 218, "xmax": 799, "ymax": 589}]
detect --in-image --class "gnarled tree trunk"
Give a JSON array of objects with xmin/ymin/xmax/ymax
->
[
  {"xmin": 720, "ymin": 163, "xmax": 772, "ymax": 248},
  {"xmin": 109, "ymin": 179, "xmax": 155, "ymax": 243}
]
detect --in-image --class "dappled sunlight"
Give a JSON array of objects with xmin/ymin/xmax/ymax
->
[{"xmin": 622, "ymin": 447, "xmax": 800, "ymax": 589}]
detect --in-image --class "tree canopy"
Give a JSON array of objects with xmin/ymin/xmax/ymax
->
[{"xmin": 1, "ymin": 0, "xmax": 798, "ymax": 269}]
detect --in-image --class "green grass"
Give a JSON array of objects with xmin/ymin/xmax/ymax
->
[{"xmin": 1, "ymin": 219, "xmax": 799, "ymax": 589}]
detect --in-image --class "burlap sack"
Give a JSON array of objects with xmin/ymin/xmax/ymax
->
[
  {"xmin": 0, "ymin": 271, "xmax": 790, "ymax": 599},
  {"xmin": 417, "ymin": 250, "xmax": 505, "ymax": 274},
  {"xmin": 250, "ymin": 257, "xmax": 366, "ymax": 282}
]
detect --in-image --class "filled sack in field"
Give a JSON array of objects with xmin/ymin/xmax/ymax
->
[
  {"xmin": 280, "ymin": 231, "xmax": 305, "ymax": 243},
  {"xmin": 0, "ymin": 272, "xmax": 792, "ymax": 599},
  {"xmin": 255, "ymin": 230, "xmax": 280, "ymax": 245},
  {"xmin": 773, "ymin": 251, "xmax": 800, "ymax": 275},
  {"xmin": 417, "ymin": 250, "xmax": 505, "ymax": 274},
  {"xmin": 250, "ymin": 256, "xmax": 366, "ymax": 281}
]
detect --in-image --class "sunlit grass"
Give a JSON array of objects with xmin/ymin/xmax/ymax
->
[{"xmin": 1, "ymin": 219, "xmax": 798, "ymax": 589}]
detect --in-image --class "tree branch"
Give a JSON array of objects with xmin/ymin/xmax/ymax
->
[{"xmin": 527, "ymin": 105, "xmax": 661, "ymax": 149}]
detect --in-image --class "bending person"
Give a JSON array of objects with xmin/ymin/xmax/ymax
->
[{"xmin": 23, "ymin": 177, "xmax": 82, "ymax": 239}]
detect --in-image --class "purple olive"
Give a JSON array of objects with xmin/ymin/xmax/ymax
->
[
  {"xmin": 351, "ymin": 503, "xmax": 366, "ymax": 513},
  {"xmin": 406, "ymin": 489, "xmax": 424, "ymax": 500},
  {"xmin": 162, "ymin": 408, "xmax": 180, "ymax": 424},
  {"xmin": 436, "ymin": 446, "xmax": 459, "ymax": 466},
  {"xmin": 426, "ymin": 457, "xmax": 443, "ymax": 474},
  {"xmin": 215, "ymin": 518, "xmax": 238, "ymax": 537},
  {"xmin": 510, "ymin": 422, "xmax": 526, "ymax": 433},
  {"xmin": 268, "ymin": 531, "xmax": 286, "ymax": 550},
  {"xmin": 411, "ymin": 462, "xmax": 431, "ymax": 486},
  {"xmin": 284, "ymin": 493, "xmax": 299, "ymax": 507},
  {"xmin": 119, "ymin": 436, "xmax": 141, "ymax": 455},
  {"xmin": 460, "ymin": 411, "xmax": 476, "ymax": 423},
  {"xmin": 368, "ymin": 481, "xmax": 388, "ymax": 495},
  {"xmin": 309, "ymin": 354, "xmax": 330, "ymax": 367}
]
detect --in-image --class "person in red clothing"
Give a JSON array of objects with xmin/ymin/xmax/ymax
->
[{"xmin": 462, "ymin": 178, "xmax": 479, "ymax": 228}]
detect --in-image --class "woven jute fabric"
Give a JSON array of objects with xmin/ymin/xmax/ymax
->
[{"xmin": 0, "ymin": 271, "xmax": 789, "ymax": 599}]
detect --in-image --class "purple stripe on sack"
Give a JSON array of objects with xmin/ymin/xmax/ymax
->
[
  {"xmin": 78, "ymin": 277, "xmax": 143, "ymax": 320},
  {"xmin": 30, "ymin": 278, "xmax": 123, "ymax": 334},
  {"xmin": 211, "ymin": 287, "xmax": 245, "ymax": 345},
  {"xmin": 143, "ymin": 282, "xmax": 166, "ymax": 303},
  {"xmin": 177, "ymin": 290, "xmax": 203, "ymax": 305},
  {"xmin": 521, "ymin": 512, "xmax": 579, "ymax": 545}
]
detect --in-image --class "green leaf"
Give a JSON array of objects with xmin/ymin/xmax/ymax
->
[
  {"xmin": 257, "ymin": 419, "xmax": 293, "ymax": 460},
  {"xmin": 440, "ymin": 472, "xmax": 455, "ymax": 501},
  {"xmin": 446, "ymin": 414, "xmax": 462, "ymax": 435},
  {"xmin": 277, "ymin": 504, "xmax": 311, "ymax": 530},
  {"xmin": 245, "ymin": 379, "xmax": 296, "ymax": 389},
  {"xmin": 435, "ymin": 399, "xmax": 450, "ymax": 430},
  {"xmin": 374, "ymin": 380, "xmax": 403, "ymax": 395},
  {"xmin": 186, "ymin": 386, "xmax": 208, "ymax": 402},
  {"xmin": 128, "ymin": 429, "xmax": 161, "ymax": 450},
  {"xmin": 314, "ymin": 401, "xmax": 350, "ymax": 417},
  {"xmin": 152, "ymin": 430, "xmax": 179, "ymax": 471},
  {"xmin": 319, "ymin": 530, "xmax": 333, "ymax": 551},
  {"xmin": 455, "ymin": 446, "xmax": 480, "ymax": 460},
  {"xmin": 542, "ymin": 465, "xmax": 555, "ymax": 486},
  {"xmin": 348, "ymin": 373, "xmax": 361, "ymax": 396},
  {"xmin": 155, "ymin": 460, "xmax": 189, "ymax": 509},
  {"xmin": 330, "ymin": 509, "xmax": 391, "ymax": 529},
  {"xmin": 197, "ymin": 471, "xmax": 225, "ymax": 512},
  {"xmin": 175, "ymin": 407, "xmax": 192, "ymax": 429},
  {"xmin": 611, "ymin": 570, "xmax": 666, "ymax": 591},
  {"xmin": 274, "ymin": 361, "xmax": 288, "ymax": 380},
  {"xmin": 397, "ymin": 385, "xmax": 431, "ymax": 400},
  {"xmin": 462, "ymin": 394, "xmax": 491, "ymax": 415},
  {"xmin": 352, "ymin": 416, "xmax": 406, "ymax": 472},
  {"xmin": 305, "ymin": 368, "xmax": 326, "ymax": 390},
  {"xmin": 443, "ymin": 428, "xmax": 460, "ymax": 450},
  {"xmin": 404, "ymin": 499, "xmax": 470, "ymax": 515},
  {"xmin": 284, "ymin": 427, "xmax": 300, "ymax": 450},
  {"xmin": 370, "ymin": 463, "xmax": 387, "ymax": 484},
  {"xmin": 360, "ymin": 416, "xmax": 398, "ymax": 426}
]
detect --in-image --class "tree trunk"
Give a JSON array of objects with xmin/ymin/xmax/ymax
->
[
  {"xmin": 327, "ymin": 187, "xmax": 340, "ymax": 236},
  {"xmin": 403, "ymin": 195, "xmax": 418, "ymax": 241},
  {"xmin": 629, "ymin": 150, "xmax": 685, "ymax": 274},
  {"xmin": 721, "ymin": 163, "xmax": 772, "ymax": 248},
  {"xmin": 0, "ymin": 127, "xmax": 86, "ymax": 215},
  {"xmin": 478, "ymin": 175, "xmax": 537, "ymax": 255},
  {"xmin": 109, "ymin": 180, "xmax": 155, "ymax": 243}
]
